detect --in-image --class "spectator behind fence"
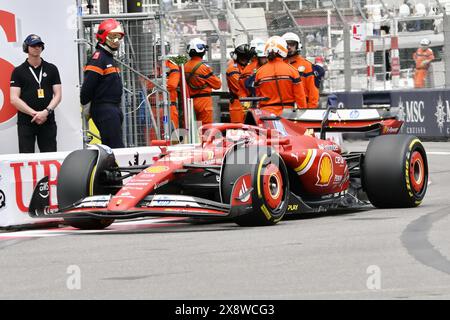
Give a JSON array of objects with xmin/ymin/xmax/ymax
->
[
  {"xmin": 313, "ymin": 56, "xmax": 326, "ymax": 93},
  {"xmin": 184, "ymin": 38, "xmax": 222, "ymax": 125},
  {"xmin": 413, "ymin": 38, "xmax": 434, "ymax": 88},
  {"xmin": 10, "ymin": 34, "xmax": 62, "ymax": 153},
  {"xmin": 80, "ymin": 18, "xmax": 125, "ymax": 148}
]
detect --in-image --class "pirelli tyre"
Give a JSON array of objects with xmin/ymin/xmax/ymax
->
[
  {"xmin": 362, "ymin": 135, "xmax": 428, "ymax": 208},
  {"xmin": 221, "ymin": 145, "xmax": 289, "ymax": 226},
  {"xmin": 57, "ymin": 147, "xmax": 118, "ymax": 229}
]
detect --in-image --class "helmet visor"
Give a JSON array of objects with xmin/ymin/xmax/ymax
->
[
  {"xmin": 196, "ymin": 43, "xmax": 208, "ymax": 51},
  {"xmin": 107, "ymin": 33, "xmax": 124, "ymax": 41},
  {"xmin": 106, "ymin": 33, "xmax": 124, "ymax": 49}
]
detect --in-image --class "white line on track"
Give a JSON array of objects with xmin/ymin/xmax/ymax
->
[{"xmin": 0, "ymin": 217, "xmax": 186, "ymax": 240}]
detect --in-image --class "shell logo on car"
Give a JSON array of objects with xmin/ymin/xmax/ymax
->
[{"xmin": 316, "ymin": 153, "xmax": 333, "ymax": 187}]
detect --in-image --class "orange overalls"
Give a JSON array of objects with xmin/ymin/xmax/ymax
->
[
  {"xmin": 184, "ymin": 56, "xmax": 222, "ymax": 124},
  {"xmin": 254, "ymin": 57, "xmax": 307, "ymax": 116},
  {"xmin": 239, "ymin": 58, "xmax": 259, "ymax": 97},
  {"xmin": 226, "ymin": 60, "xmax": 247, "ymax": 123},
  {"xmin": 166, "ymin": 59, "xmax": 180, "ymax": 129},
  {"xmin": 413, "ymin": 48, "xmax": 434, "ymax": 88},
  {"xmin": 285, "ymin": 54, "xmax": 319, "ymax": 108}
]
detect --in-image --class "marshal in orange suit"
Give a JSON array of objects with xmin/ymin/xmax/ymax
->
[{"xmin": 184, "ymin": 38, "xmax": 221, "ymax": 125}]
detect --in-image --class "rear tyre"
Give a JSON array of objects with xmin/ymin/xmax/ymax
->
[
  {"xmin": 221, "ymin": 145, "xmax": 289, "ymax": 226},
  {"xmin": 362, "ymin": 135, "xmax": 428, "ymax": 208},
  {"xmin": 57, "ymin": 149, "xmax": 115, "ymax": 229}
]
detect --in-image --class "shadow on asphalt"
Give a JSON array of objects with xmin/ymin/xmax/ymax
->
[{"xmin": 72, "ymin": 208, "xmax": 378, "ymax": 236}]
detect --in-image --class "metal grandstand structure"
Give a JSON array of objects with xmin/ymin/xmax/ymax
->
[{"xmin": 76, "ymin": 0, "xmax": 450, "ymax": 148}]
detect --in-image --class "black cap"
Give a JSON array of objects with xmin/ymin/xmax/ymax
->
[{"xmin": 24, "ymin": 34, "xmax": 44, "ymax": 46}]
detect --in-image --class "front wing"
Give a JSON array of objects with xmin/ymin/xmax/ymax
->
[
  {"xmin": 29, "ymin": 182, "xmax": 246, "ymax": 220},
  {"xmin": 29, "ymin": 176, "xmax": 240, "ymax": 220}
]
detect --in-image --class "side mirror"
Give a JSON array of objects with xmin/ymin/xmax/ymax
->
[
  {"xmin": 320, "ymin": 94, "xmax": 339, "ymax": 140},
  {"xmin": 327, "ymin": 94, "xmax": 338, "ymax": 113}
]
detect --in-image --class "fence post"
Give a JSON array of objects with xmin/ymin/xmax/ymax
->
[
  {"xmin": 366, "ymin": 38, "xmax": 375, "ymax": 91},
  {"xmin": 443, "ymin": 13, "xmax": 450, "ymax": 88},
  {"xmin": 158, "ymin": 4, "xmax": 170, "ymax": 143},
  {"xmin": 390, "ymin": 17, "xmax": 400, "ymax": 89},
  {"xmin": 76, "ymin": 0, "xmax": 89, "ymax": 149},
  {"xmin": 343, "ymin": 24, "xmax": 352, "ymax": 91}
]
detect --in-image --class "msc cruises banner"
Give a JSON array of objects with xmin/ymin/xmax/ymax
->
[
  {"xmin": 334, "ymin": 89, "xmax": 450, "ymax": 138},
  {"xmin": 390, "ymin": 89, "xmax": 450, "ymax": 138},
  {"xmin": 0, "ymin": 0, "xmax": 82, "ymax": 154}
]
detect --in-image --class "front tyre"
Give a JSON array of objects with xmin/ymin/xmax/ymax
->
[
  {"xmin": 362, "ymin": 135, "xmax": 428, "ymax": 208},
  {"xmin": 57, "ymin": 148, "xmax": 117, "ymax": 229},
  {"xmin": 221, "ymin": 145, "xmax": 289, "ymax": 226}
]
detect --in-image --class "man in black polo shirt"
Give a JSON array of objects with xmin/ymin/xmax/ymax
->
[
  {"xmin": 10, "ymin": 34, "xmax": 62, "ymax": 153},
  {"xmin": 80, "ymin": 18, "xmax": 125, "ymax": 149}
]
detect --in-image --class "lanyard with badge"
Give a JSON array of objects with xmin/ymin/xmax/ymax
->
[{"xmin": 29, "ymin": 66, "xmax": 45, "ymax": 98}]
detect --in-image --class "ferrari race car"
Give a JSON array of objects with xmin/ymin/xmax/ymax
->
[{"xmin": 29, "ymin": 100, "xmax": 428, "ymax": 230}]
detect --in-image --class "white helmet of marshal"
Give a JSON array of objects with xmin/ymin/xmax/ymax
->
[
  {"xmin": 420, "ymin": 38, "xmax": 431, "ymax": 47},
  {"xmin": 250, "ymin": 38, "xmax": 267, "ymax": 57},
  {"xmin": 282, "ymin": 32, "xmax": 302, "ymax": 52},
  {"xmin": 264, "ymin": 36, "xmax": 288, "ymax": 58},
  {"xmin": 187, "ymin": 38, "xmax": 208, "ymax": 54}
]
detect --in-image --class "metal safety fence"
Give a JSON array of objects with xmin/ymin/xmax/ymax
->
[
  {"xmin": 79, "ymin": 11, "xmax": 173, "ymax": 148},
  {"xmin": 77, "ymin": 0, "xmax": 450, "ymax": 147}
]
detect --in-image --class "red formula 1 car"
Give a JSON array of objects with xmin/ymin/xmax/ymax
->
[{"xmin": 29, "ymin": 102, "xmax": 428, "ymax": 230}]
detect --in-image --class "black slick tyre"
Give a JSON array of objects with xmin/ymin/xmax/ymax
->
[
  {"xmin": 221, "ymin": 145, "xmax": 289, "ymax": 226},
  {"xmin": 57, "ymin": 149, "xmax": 114, "ymax": 230},
  {"xmin": 362, "ymin": 135, "xmax": 428, "ymax": 208}
]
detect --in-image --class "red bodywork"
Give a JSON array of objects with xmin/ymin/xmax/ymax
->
[{"xmin": 57, "ymin": 108, "xmax": 402, "ymax": 218}]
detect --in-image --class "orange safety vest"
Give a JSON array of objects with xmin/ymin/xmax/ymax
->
[
  {"xmin": 184, "ymin": 56, "xmax": 221, "ymax": 124},
  {"xmin": 255, "ymin": 56, "xmax": 307, "ymax": 116},
  {"xmin": 165, "ymin": 60, "xmax": 180, "ymax": 128},
  {"xmin": 284, "ymin": 54, "xmax": 319, "ymax": 108},
  {"xmin": 239, "ymin": 58, "xmax": 260, "ymax": 96},
  {"xmin": 226, "ymin": 60, "xmax": 247, "ymax": 123},
  {"xmin": 413, "ymin": 48, "xmax": 434, "ymax": 70},
  {"xmin": 166, "ymin": 60, "xmax": 180, "ymax": 104}
]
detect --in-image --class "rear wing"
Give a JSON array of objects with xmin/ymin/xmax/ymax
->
[
  {"xmin": 282, "ymin": 91, "xmax": 403, "ymax": 135},
  {"xmin": 282, "ymin": 107, "xmax": 403, "ymax": 135}
]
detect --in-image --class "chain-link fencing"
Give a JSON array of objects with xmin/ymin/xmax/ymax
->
[
  {"xmin": 78, "ymin": 0, "xmax": 450, "ymax": 146},
  {"xmin": 79, "ymin": 11, "xmax": 174, "ymax": 148}
]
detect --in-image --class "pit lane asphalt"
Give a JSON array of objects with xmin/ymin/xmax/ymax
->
[{"xmin": 1, "ymin": 141, "xmax": 450, "ymax": 300}]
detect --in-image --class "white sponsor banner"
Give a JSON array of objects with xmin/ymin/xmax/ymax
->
[
  {"xmin": 300, "ymin": 109, "xmax": 381, "ymax": 121},
  {"xmin": 0, "ymin": 146, "xmax": 166, "ymax": 227},
  {"xmin": 0, "ymin": 0, "xmax": 83, "ymax": 154}
]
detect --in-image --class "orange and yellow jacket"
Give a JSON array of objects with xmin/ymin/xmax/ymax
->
[
  {"xmin": 285, "ymin": 54, "xmax": 319, "ymax": 108},
  {"xmin": 254, "ymin": 56, "xmax": 307, "ymax": 116}
]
